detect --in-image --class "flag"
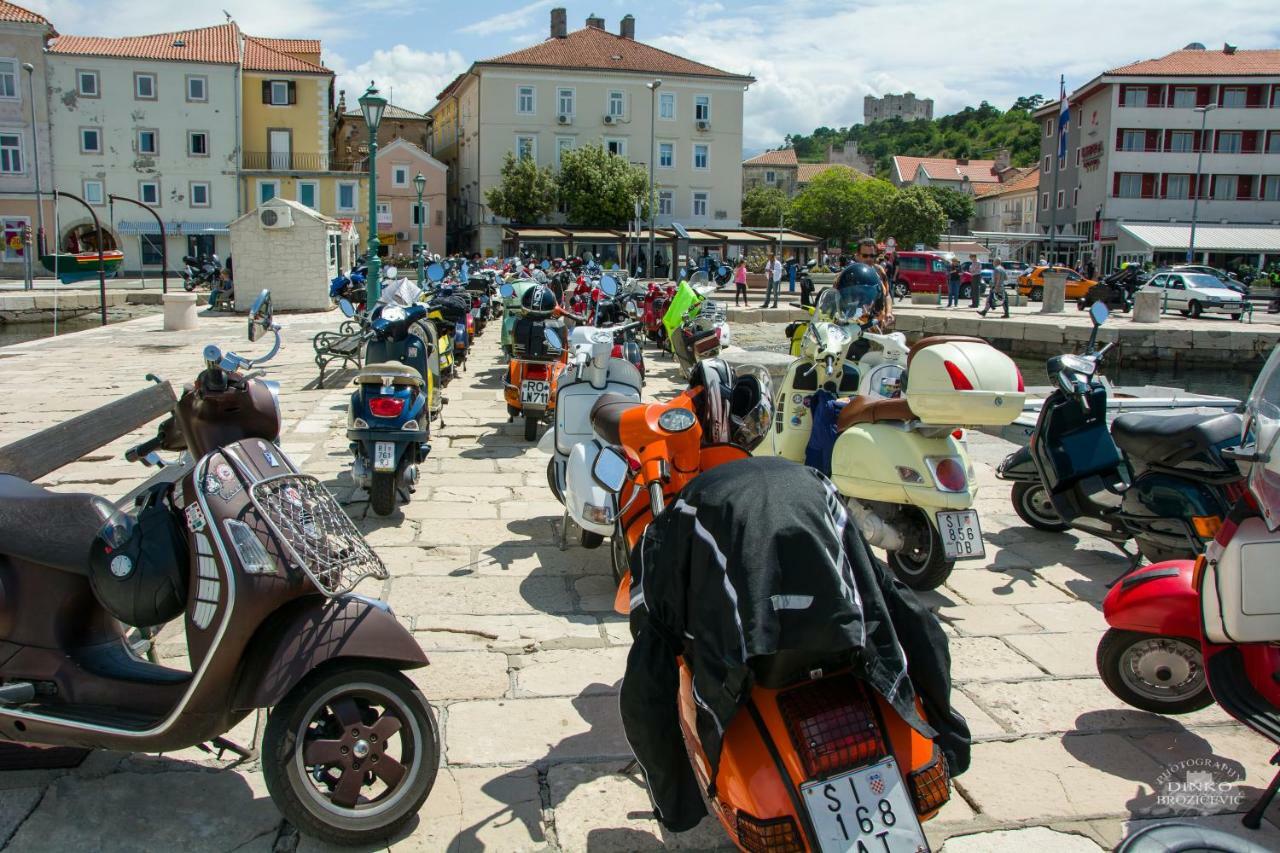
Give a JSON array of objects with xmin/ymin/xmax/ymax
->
[{"xmin": 1057, "ymin": 77, "xmax": 1070, "ymax": 161}]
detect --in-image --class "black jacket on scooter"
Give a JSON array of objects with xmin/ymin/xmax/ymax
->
[{"xmin": 620, "ymin": 457, "xmax": 970, "ymax": 831}]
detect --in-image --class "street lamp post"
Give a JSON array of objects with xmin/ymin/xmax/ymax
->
[
  {"xmin": 414, "ymin": 171, "xmax": 426, "ymax": 284},
  {"xmin": 359, "ymin": 83, "xmax": 388, "ymax": 302},
  {"xmin": 1188, "ymin": 104, "xmax": 1217, "ymax": 264},
  {"xmin": 646, "ymin": 79, "xmax": 661, "ymax": 280},
  {"xmin": 22, "ymin": 62, "xmax": 42, "ymax": 290}
]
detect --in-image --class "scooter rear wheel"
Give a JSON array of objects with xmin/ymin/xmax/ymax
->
[
  {"xmin": 262, "ymin": 665, "xmax": 439, "ymax": 846},
  {"xmin": 524, "ymin": 415, "xmax": 539, "ymax": 441},
  {"xmin": 1096, "ymin": 628, "xmax": 1212, "ymax": 714},
  {"xmin": 1011, "ymin": 482, "xmax": 1070, "ymax": 532},
  {"xmin": 369, "ymin": 471, "xmax": 397, "ymax": 516},
  {"xmin": 886, "ymin": 508, "xmax": 953, "ymax": 590}
]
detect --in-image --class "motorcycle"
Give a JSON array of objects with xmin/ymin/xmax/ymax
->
[
  {"xmin": 180, "ymin": 253, "xmax": 222, "ymax": 292},
  {"xmin": 0, "ymin": 292, "xmax": 439, "ymax": 845},
  {"xmin": 664, "ymin": 273, "xmax": 730, "ymax": 379},
  {"xmin": 1097, "ymin": 345, "xmax": 1280, "ymax": 832},
  {"xmin": 344, "ymin": 274, "xmax": 438, "ymax": 516},
  {"xmin": 641, "ymin": 280, "xmax": 676, "ymax": 344},
  {"xmin": 501, "ymin": 280, "xmax": 569, "ymax": 441},
  {"xmin": 1077, "ymin": 265, "xmax": 1145, "ymax": 313},
  {"xmin": 997, "ymin": 302, "xmax": 1243, "ymax": 564},
  {"xmin": 330, "ymin": 267, "xmax": 368, "ymax": 314}
]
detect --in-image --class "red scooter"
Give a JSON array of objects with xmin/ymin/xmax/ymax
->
[
  {"xmin": 642, "ymin": 281, "xmax": 676, "ymax": 343},
  {"xmin": 1099, "ymin": 345, "xmax": 1280, "ymax": 830}
]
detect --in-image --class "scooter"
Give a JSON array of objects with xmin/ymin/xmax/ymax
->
[
  {"xmin": 345, "ymin": 275, "xmax": 435, "ymax": 516},
  {"xmin": 1098, "ymin": 347, "xmax": 1280, "ymax": 832},
  {"xmin": 999, "ymin": 302, "xmax": 1243, "ymax": 564},
  {"xmin": 500, "ymin": 277, "xmax": 542, "ymax": 358},
  {"xmin": 501, "ymin": 281, "xmax": 569, "ymax": 441},
  {"xmin": 664, "ymin": 274, "xmax": 729, "ymax": 378},
  {"xmin": 0, "ymin": 293, "xmax": 439, "ymax": 845},
  {"xmin": 585, "ymin": 366, "xmax": 958, "ymax": 853}
]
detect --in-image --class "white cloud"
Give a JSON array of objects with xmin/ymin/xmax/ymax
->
[
  {"xmin": 458, "ymin": 0, "xmax": 554, "ymax": 36},
  {"xmin": 328, "ymin": 45, "xmax": 470, "ymax": 115}
]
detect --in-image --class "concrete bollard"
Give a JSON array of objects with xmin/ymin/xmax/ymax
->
[
  {"xmin": 1040, "ymin": 270, "xmax": 1067, "ymax": 314},
  {"xmin": 1132, "ymin": 290, "xmax": 1161, "ymax": 323},
  {"xmin": 162, "ymin": 291, "xmax": 199, "ymax": 331}
]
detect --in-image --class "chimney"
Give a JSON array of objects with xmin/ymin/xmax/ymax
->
[
  {"xmin": 586, "ymin": 13, "xmax": 605, "ymax": 29},
  {"xmin": 994, "ymin": 147, "xmax": 1010, "ymax": 171},
  {"xmin": 956, "ymin": 158, "xmax": 969, "ymax": 166},
  {"xmin": 550, "ymin": 7, "xmax": 567, "ymax": 38},
  {"xmin": 620, "ymin": 14, "xmax": 635, "ymax": 39}
]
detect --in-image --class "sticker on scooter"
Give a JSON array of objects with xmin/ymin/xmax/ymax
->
[
  {"xmin": 109, "ymin": 554, "xmax": 134, "ymax": 578},
  {"xmin": 204, "ymin": 475, "xmax": 222, "ymax": 496},
  {"xmin": 184, "ymin": 503, "xmax": 207, "ymax": 533},
  {"xmin": 258, "ymin": 441, "xmax": 280, "ymax": 467},
  {"xmin": 216, "ymin": 463, "xmax": 235, "ymax": 481},
  {"xmin": 283, "ymin": 486, "xmax": 304, "ymax": 507}
]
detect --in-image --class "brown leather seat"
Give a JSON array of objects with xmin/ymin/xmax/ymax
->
[
  {"xmin": 836, "ymin": 396, "xmax": 916, "ymax": 432},
  {"xmin": 0, "ymin": 474, "xmax": 113, "ymax": 575},
  {"xmin": 907, "ymin": 335, "xmax": 987, "ymax": 364},
  {"xmin": 591, "ymin": 393, "xmax": 643, "ymax": 446}
]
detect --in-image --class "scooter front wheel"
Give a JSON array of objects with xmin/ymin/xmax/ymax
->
[
  {"xmin": 1011, "ymin": 482, "xmax": 1069, "ymax": 532},
  {"xmin": 886, "ymin": 507, "xmax": 953, "ymax": 590},
  {"xmin": 262, "ymin": 666, "xmax": 440, "ymax": 846},
  {"xmin": 1096, "ymin": 628, "xmax": 1212, "ymax": 714}
]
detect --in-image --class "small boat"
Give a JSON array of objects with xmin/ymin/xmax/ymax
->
[{"xmin": 39, "ymin": 250, "xmax": 124, "ymax": 284}]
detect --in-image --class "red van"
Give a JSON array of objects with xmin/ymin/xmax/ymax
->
[{"xmin": 890, "ymin": 251, "xmax": 950, "ymax": 299}]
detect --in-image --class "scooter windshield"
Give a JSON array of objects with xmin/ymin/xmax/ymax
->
[
  {"xmin": 835, "ymin": 281, "xmax": 882, "ymax": 325},
  {"xmin": 1244, "ymin": 346, "xmax": 1280, "ymax": 529}
]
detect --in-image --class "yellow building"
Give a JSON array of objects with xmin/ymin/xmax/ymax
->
[{"xmin": 239, "ymin": 36, "xmax": 367, "ymax": 233}]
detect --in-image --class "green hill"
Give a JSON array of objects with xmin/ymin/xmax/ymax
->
[{"xmin": 784, "ymin": 95, "xmax": 1046, "ymax": 179}]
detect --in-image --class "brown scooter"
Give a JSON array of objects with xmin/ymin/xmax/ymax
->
[{"xmin": 0, "ymin": 292, "xmax": 438, "ymax": 847}]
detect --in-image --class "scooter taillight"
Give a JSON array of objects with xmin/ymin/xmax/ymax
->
[
  {"xmin": 931, "ymin": 457, "xmax": 968, "ymax": 492},
  {"xmin": 907, "ymin": 748, "xmax": 951, "ymax": 815},
  {"xmin": 611, "ymin": 344, "xmax": 623, "ymax": 358},
  {"xmin": 525, "ymin": 363, "xmax": 549, "ymax": 380},
  {"xmin": 368, "ymin": 397, "xmax": 405, "ymax": 418},
  {"xmin": 1015, "ymin": 366, "xmax": 1025, "ymax": 392},
  {"xmin": 777, "ymin": 674, "xmax": 886, "ymax": 778},
  {"xmin": 731, "ymin": 811, "xmax": 803, "ymax": 853}
]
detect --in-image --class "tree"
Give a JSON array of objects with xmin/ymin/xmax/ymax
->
[
  {"xmin": 741, "ymin": 186, "xmax": 789, "ymax": 227},
  {"xmin": 789, "ymin": 171, "xmax": 899, "ymax": 247},
  {"xmin": 484, "ymin": 152, "xmax": 556, "ymax": 224},
  {"xmin": 878, "ymin": 186, "xmax": 947, "ymax": 248},
  {"xmin": 557, "ymin": 144, "xmax": 649, "ymax": 227},
  {"xmin": 921, "ymin": 185, "xmax": 975, "ymax": 226}
]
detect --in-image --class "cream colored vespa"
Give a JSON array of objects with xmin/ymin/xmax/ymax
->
[{"xmin": 756, "ymin": 285, "xmax": 1025, "ymax": 589}]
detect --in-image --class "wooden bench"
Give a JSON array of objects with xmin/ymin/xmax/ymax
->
[{"xmin": 313, "ymin": 323, "xmax": 365, "ymax": 387}]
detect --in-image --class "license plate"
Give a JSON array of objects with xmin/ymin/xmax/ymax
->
[
  {"xmin": 373, "ymin": 441, "xmax": 396, "ymax": 472},
  {"xmin": 521, "ymin": 380, "xmax": 550, "ymax": 406},
  {"xmin": 800, "ymin": 757, "xmax": 930, "ymax": 853},
  {"xmin": 937, "ymin": 510, "xmax": 985, "ymax": 560}
]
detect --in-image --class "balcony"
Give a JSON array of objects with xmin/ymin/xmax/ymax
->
[{"xmin": 242, "ymin": 151, "xmax": 366, "ymax": 172}]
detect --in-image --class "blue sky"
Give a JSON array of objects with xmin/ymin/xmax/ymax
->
[{"xmin": 27, "ymin": 0, "xmax": 1280, "ymax": 153}]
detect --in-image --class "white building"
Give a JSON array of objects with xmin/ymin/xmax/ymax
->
[
  {"xmin": 46, "ymin": 23, "xmax": 240, "ymax": 273},
  {"xmin": 229, "ymin": 197, "xmax": 356, "ymax": 311},
  {"xmin": 428, "ymin": 8, "xmax": 755, "ymax": 257}
]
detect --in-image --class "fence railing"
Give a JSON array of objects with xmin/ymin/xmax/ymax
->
[{"xmin": 242, "ymin": 152, "xmax": 366, "ymax": 172}]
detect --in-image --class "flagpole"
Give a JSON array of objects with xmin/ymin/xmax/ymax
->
[{"xmin": 1049, "ymin": 74, "xmax": 1064, "ymax": 266}]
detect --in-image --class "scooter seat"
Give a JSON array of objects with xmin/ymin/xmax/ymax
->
[
  {"xmin": 836, "ymin": 396, "xmax": 915, "ymax": 432},
  {"xmin": 1111, "ymin": 411, "xmax": 1242, "ymax": 467},
  {"xmin": 353, "ymin": 364, "xmax": 424, "ymax": 386},
  {"xmin": 0, "ymin": 474, "xmax": 113, "ymax": 575},
  {"xmin": 591, "ymin": 393, "xmax": 644, "ymax": 446}
]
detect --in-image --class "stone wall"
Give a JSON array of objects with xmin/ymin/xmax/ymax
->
[{"xmin": 230, "ymin": 208, "xmax": 334, "ymax": 312}]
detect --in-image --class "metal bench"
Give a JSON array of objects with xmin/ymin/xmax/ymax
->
[{"xmin": 313, "ymin": 321, "xmax": 365, "ymax": 387}]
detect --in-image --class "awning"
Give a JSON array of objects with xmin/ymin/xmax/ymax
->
[
  {"xmin": 506, "ymin": 227, "xmax": 571, "ymax": 239},
  {"xmin": 1118, "ymin": 223, "xmax": 1280, "ymax": 253},
  {"xmin": 970, "ymin": 229, "xmax": 1087, "ymax": 243},
  {"xmin": 114, "ymin": 220, "xmax": 230, "ymax": 236},
  {"xmin": 738, "ymin": 228, "xmax": 823, "ymax": 246},
  {"xmin": 713, "ymin": 229, "xmax": 774, "ymax": 243},
  {"xmin": 569, "ymin": 229, "xmax": 624, "ymax": 241}
]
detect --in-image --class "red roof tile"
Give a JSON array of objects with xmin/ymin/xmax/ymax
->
[
  {"xmin": 0, "ymin": 0, "xmax": 53, "ymax": 32},
  {"xmin": 480, "ymin": 25, "xmax": 752, "ymax": 80},
  {"xmin": 244, "ymin": 36, "xmax": 330, "ymax": 74},
  {"xmin": 975, "ymin": 167, "xmax": 1039, "ymax": 197},
  {"xmin": 252, "ymin": 37, "xmax": 321, "ymax": 55},
  {"xmin": 49, "ymin": 22, "xmax": 239, "ymax": 64},
  {"xmin": 1109, "ymin": 48, "xmax": 1280, "ymax": 77},
  {"xmin": 797, "ymin": 163, "xmax": 870, "ymax": 183},
  {"xmin": 744, "ymin": 149, "xmax": 797, "ymax": 166},
  {"xmin": 893, "ymin": 155, "xmax": 1001, "ymax": 184}
]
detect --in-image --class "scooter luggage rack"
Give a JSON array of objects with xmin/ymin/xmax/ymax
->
[{"xmin": 249, "ymin": 474, "xmax": 388, "ymax": 596}]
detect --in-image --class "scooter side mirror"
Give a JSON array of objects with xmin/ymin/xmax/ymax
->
[
  {"xmin": 499, "ymin": 283, "xmax": 515, "ymax": 299},
  {"xmin": 338, "ymin": 298, "xmax": 356, "ymax": 318},
  {"xmin": 248, "ymin": 290, "xmax": 273, "ymax": 342},
  {"xmin": 1090, "ymin": 301, "xmax": 1110, "ymax": 327},
  {"xmin": 593, "ymin": 446, "xmax": 629, "ymax": 493},
  {"xmin": 427, "ymin": 263, "xmax": 445, "ymax": 283},
  {"xmin": 599, "ymin": 275, "xmax": 618, "ymax": 296},
  {"xmin": 383, "ymin": 265, "xmax": 399, "ymax": 280},
  {"xmin": 544, "ymin": 327, "xmax": 562, "ymax": 351}
]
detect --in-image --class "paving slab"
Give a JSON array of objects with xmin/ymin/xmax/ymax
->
[
  {"xmin": 1007, "ymin": 631, "xmax": 1107, "ymax": 678},
  {"xmin": 386, "ymin": 766, "xmax": 548, "ymax": 852},
  {"xmin": 411, "ymin": 613, "xmax": 605, "ymax": 653},
  {"xmin": 940, "ymin": 825, "xmax": 1104, "ymax": 852},
  {"xmin": 944, "ymin": 567, "xmax": 1076, "ymax": 606},
  {"xmin": 513, "ymin": 647, "xmax": 631, "ymax": 697},
  {"xmin": 408, "ymin": 650, "xmax": 511, "ymax": 702},
  {"xmin": 948, "ymin": 636, "xmax": 1045, "ymax": 682},
  {"xmin": 446, "ymin": 695, "xmax": 631, "ymax": 765}
]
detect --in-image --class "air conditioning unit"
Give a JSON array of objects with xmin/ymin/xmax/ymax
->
[
  {"xmin": 557, "ymin": 114, "xmax": 572, "ymax": 125},
  {"xmin": 259, "ymin": 206, "xmax": 293, "ymax": 229},
  {"xmin": 696, "ymin": 119, "xmax": 710, "ymax": 131},
  {"xmin": 395, "ymin": 231, "xmax": 408, "ymax": 241},
  {"xmin": 603, "ymin": 114, "xmax": 617, "ymax": 125}
]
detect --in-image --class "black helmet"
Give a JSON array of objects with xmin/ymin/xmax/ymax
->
[
  {"xmin": 687, "ymin": 358, "xmax": 734, "ymax": 443},
  {"xmin": 729, "ymin": 364, "xmax": 773, "ymax": 451},
  {"xmin": 88, "ymin": 488, "xmax": 189, "ymax": 628},
  {"xmin": 834, "ymin": 262, "xmax": 884, "ymax": 324},
  {"xmin": 521, "ymin": 282, "xmax": 558, "ymax": 316}
]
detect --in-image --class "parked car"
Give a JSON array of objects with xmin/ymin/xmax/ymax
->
[
  {"xmin": 891, "ymin": 250, "xmax": 951, "ymax": 298},
  {"xmin": 1160, "ymin": 264, "xmax": 1249, "ymax": 295},
  {"xmin": 1141, "ymin": 271, "xmax": 1246, "ymax": 319},
  {"xmin": 960, "ymin": 261, "xmax": 994, "ymax": 290},
  {"xmin": 1017, "ymin": 265, "xmax": 1096, "ymax": 301}
]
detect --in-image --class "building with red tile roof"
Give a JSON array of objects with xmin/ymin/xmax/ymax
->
[
  {"xmin": 0, "ymin": 0, "xmax": 54, "ymax": 33},
  {"xmin": 892, "ymin": 155, "xmax": 1007, "ymax": 188}
]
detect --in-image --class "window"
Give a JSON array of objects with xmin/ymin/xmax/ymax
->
[
  {"xmin": 1214, "ymin": 174, "xmax": 1237, "ymax": 199},
  {"xmin": 555, "ymin": 136, "xmax": 573, "ymax": 167},
  {"xmin": 1222, "ymin": 87, "xmax": 1247, "ymax": 108},
  {"xmin": 557, "ymin": 87, "xmax": 574, "ymax": 116},
  {"xmin": 258, "ymin": 180, "xmax": 279, "ymax": 204},
  {"xmin": 659, "ymin": 92, "xmax": 674, "ymax": 120},
  {"xmin": 1121, "ymin": 130, "xmax": 1145, "ymax": 151},
  {"xmin": 1042, "ymin": 154, "xmax": 1050, "ymax": 173},
  {"xmin": 134, "ymin": 72, "xmax": 156, "ymax": 100},
  {"xmin": 658, "ymin": 142, "xmax": 673, "ymax": 168},
  {"xmin": 1217, "ymin": 131, "xmax": 1242, "ymax": 153},
  {"xmin": 694, "ymin": 95, "xmax": 710, "ymax": 122},
  {"xmin": 297, "ymin": 181, "xmax": 317, "ymax": 209},
  {"xmin": 1264, "ymin": 176, "xmax": 1280, "ymax": 202},
  {"xmin": 377, "ymin": 202, "xmax": 391, "ymax": 225},
  {"xmin": 1117, "ymin": 173, "xmax": 1143, "ymax": 198},
  {"xmin": 517, "ymin": 85, "xmax": 535, "ymax": 115},
  {"xmin": 1056, "ymin": 189, "xmax": 1066, "ymax": 209},
  {"xmin": 189, "ymin": 181, "xmax": 210, "ymax": 207},
  {"xmin": 658, "ymin": 190, "xmax": 673, "ymax": 216},
  {"xmin": 1044, "ymin": 118, "xmax": 1053, "ymax": 137},
  {"xmin": 337, "ymin": 181, "xmax": 357, "ymax": 211},
  {"xmin": 136, "ymin": 129, "xmax": 157, "ymax": 155},
  {"xmin": 412, "ymin": 201, "xmax": 427, "ymax": 226},
  {"xmin": 188, "ymin": 131, "xmax": 208, "ymax": 156},
  {"xmin": 77, "ymin": 70, "xmax": 99, "ymax": 97},
  {"xmin": 80, "ymin": 127, "xmax": 101, "ymax": 154},
  {"xmin": 1123, "ymin": 86, "xmax": 1148, "ymax": 107},
  {"xmin": 392, "ymin": 166, "xmax": 408, "ymax": 187},
  {"xmin": 1166, "ymin": 174, "xmax": 1190, "ymax": 199},
  {"xmin": 605, "ymin": 137, "xmax": 625, "ymax": 156},
  {"xmin": 765, "ymin": 169, "xmax": 775, "ymax": 183},
  {"xmin": 1269, "ymin": 132, "xmax": 1280, "ymax": 154},
  {"xmin": 1040, "ymin": 192, "xmax": 1049, "ymax": 210},
  {"xmin": 83, "ymin": 180, "xmax": 104, "ymax": 205},
  {"xmin": 186, "ymin": 75, "xmax": 207, "ymax": 102},
  {"xmin": 0, "ymin": 132, "xmax": 22, "ymax": 173},
  {"xmin": 516, "ymin": 135, "xmax": 536, "ymax": 161},
  {"xmin": 693, "ymin": 144, "xmax": 708, "ymax": 169},
  {"xmin": 1173, "ymin": 87, "xmax": 1196, "ymax": 108},
  {"xmin": 139, "ymin": 180, "xmax": 160, "ymax": 206},
  {"xmin": 0, "ymin": 60, "xmax": 16, "ymax": 99},
  {"xmin": 140, "ymin": 234, "xmax": 164, "ymax": 266},
  {"xmin": 1074, "ymin": 147, "xmax": 1080, "ymax": 166},
  {"xmin": 1072, "ymin": 187, "xmax": 1079, "ymax": 206},
  {"xmin": 692, "ymin": 191, "xmax": 708, "ymax": 217},
  {"xmin": 1169, "ymin": 131, "xmax": 1196, "ymax": 152},
  {"xmin": 269, "ymin": 80, "xmax": 290, "ymax": 105}
]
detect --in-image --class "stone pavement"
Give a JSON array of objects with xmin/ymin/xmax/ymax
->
[{"xmin": 1, "ymin": 308, "xmax": 1279, "ymax": 852}]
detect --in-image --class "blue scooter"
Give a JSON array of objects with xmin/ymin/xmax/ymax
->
[{"xmin": 343, "ymin": 272, "xmax": 434, "ymax": 516}]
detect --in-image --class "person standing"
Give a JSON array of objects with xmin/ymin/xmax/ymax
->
[
  {"xmin": 763, "ymin": 252, "xmax": 783, "ymax": 308},
  {"xmin": 980, "ymin": 260, "xmax": 1010, "ymax": 318},
  {"xmin": 733, "ymin": 259, "xmax": 749, "ymax": 307},
  {"xmin": 966, "ymin": 254, "xmax": 983, "ymax": 307},
  {"xmin": 946, "ymin": 258, "xmax": 961, "ymax": 307}
]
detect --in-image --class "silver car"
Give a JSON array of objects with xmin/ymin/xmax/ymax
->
[{"xmin": 1141, "ymin": 271, "xmax": 1245, "ymax": 319}]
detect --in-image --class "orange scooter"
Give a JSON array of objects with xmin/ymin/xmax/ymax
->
[
  {"xmin": 501, "ymin": 283, "xmax": 570, "ymax": 441},
  {"xmin": 590, "ymin": 367, "xmax": 953, "ymax": 853}
]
